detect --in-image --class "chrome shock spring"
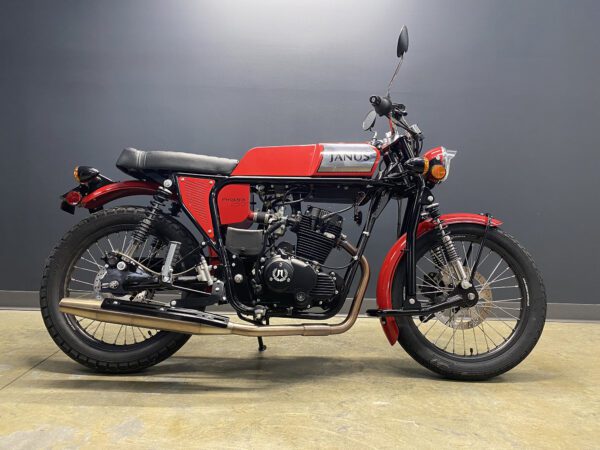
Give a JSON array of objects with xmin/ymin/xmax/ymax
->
[
  {"xmin": 430, "ymin": 245, "xmax": 447, "ymax": 269},
  {"xmin": 425, "ymin": 203, "xmax": 470, "ymax": 288},
  {"xmin": 125, "ymin": 186, "xmax": 171, "ymax": 256}
]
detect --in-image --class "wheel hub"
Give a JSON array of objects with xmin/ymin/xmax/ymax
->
[{"xmin": 434, "ymin": 272, "xmax": 492, "ymax": 329}]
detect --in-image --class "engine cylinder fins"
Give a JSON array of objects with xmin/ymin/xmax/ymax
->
[{"xmin": 295, "ymin": 206, "xmax": 343, "ymax": 264}]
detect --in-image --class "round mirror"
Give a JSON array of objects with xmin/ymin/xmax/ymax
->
[
  {"xmin": 397, "ymin": 26, "xmax": 409, "ymax": 58},
  {"xmin": 362, "ymin": 110, "xmax": 377, "ymax": 131}
]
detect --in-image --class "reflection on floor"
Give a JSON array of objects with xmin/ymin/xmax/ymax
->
[{"xmin": 0, "ymin": 311, "xmax": 598, "ymax": 449}]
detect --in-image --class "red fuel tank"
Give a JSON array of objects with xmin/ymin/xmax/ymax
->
[{"xmin": 231, "ymin": 143, "xmax": 380, "ymax": 177}]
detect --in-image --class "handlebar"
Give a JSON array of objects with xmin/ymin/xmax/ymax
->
[{"xmin": 369, "ymin": 95, "xmax": 393, "ymax": 117}]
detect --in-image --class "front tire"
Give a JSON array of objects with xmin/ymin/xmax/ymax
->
[
  {"xmin": 40, "ymin": 206, "xmax": 198, "ymax": 374},
  {"xmin": 393, "ymin": 224, "xmax": 546, "ymax": 380}
]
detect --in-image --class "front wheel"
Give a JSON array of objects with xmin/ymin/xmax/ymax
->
[{"xmin": 393, "ymin": 224, "xmax": 546, "ymax": 380}]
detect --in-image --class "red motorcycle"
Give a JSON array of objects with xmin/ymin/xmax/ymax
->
[{"xmin": 42, "ymin": 27, "xmax": 546, "ymax": 380}]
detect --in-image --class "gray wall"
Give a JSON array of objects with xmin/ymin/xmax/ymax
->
[{"xmin": 1, "ymin": 0, "xmax": 599, "ymax": 303}]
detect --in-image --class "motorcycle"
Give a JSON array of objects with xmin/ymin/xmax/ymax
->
[{"xmin": 41, "ymin": 26, "xmax": 546, "ymax": 380}]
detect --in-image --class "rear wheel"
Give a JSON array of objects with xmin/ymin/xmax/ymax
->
[
  {"xmin": 393, "ymin": 224, "xmax": 546, "ymax": 380},
  {"xmin": 40, "ymin": 206, "xmax": 200, "ymax": 373}
]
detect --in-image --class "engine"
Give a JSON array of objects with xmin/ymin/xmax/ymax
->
[{"xmin": 256, "ymin": 207, "xmax": 344, "ymax": 311}]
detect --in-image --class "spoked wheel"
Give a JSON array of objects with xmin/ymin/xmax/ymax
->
[
  {"xmin": 40, "ymin": 207, "xmax": 200, "ymax": 373},
  {"xmin": 393, "ymin": 223, "xmax": 546, "ymax": 380}
]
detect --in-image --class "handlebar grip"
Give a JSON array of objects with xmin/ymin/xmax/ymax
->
[
  {"xmin": 369, "ymin": 95, "xmax": 381, "ymax": 106},
  {"xmin": 369, "ymin": 95, "xmax": 393, "ymax": 117}
]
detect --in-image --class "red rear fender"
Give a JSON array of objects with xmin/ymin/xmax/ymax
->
[
  {"xmin": 80, "ymin": 180, "xmax": 161, "ymax": 209},
  {"xmin": 376, "ymin": 213, "xmax": 503, "ymax": 345}
]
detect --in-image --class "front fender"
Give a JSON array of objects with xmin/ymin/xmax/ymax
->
[
  {"xmin": 80, "ymin": 180, "xmax": 161, "ymax": 210},
  {"xmin": 376, "ymin": 213, "xmax": 503, "ymax": 345}
]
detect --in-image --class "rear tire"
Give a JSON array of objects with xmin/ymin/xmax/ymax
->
[
  {"xmin": 40, "ymin": 206, "xmax": 198, "ymax": 374},
  {"xmin": 393, "ymin": 224, "xmax": 546, "ymax": 380}
]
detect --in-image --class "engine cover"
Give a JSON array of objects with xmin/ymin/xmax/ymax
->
[{"xmin": 261, "ymin": 255, "xmax": 342, "ymax": 310}]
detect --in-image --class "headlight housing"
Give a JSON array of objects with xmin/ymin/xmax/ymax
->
[{"xmin": 423, "ymin": 146, "xmax": 457, "ymax": 183}]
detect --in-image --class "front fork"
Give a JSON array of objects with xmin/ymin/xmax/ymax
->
[{"xmin": 403, "ymin": 185, "xmax": 472, "ymax": 308}]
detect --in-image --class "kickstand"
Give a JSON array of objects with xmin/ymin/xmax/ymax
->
[{"xmin": 257, "ymin": 336, "xmax": 267, "ymax": 352}]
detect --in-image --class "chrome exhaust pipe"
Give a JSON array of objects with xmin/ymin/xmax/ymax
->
[{"xmin": 59, "ymin": 241, "xmax": 370, "ymax": 338}]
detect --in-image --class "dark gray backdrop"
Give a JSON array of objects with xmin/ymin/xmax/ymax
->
[{"xmin": 1, "ymin": 0, "xmax": 599, "ymax": 303}]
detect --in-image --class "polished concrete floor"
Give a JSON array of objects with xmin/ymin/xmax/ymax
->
[{"xmin": 0, "ymin": 311, "xmax": 598, "ymax": 449}]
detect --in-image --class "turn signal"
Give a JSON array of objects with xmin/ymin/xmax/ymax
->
[
  {"xmin": 73, "ymin": 166, "xmax": 100, "ymax": 183},
  {"xmin": 429, "ymin": 164, "xmax": 447, "ymax": 180}
]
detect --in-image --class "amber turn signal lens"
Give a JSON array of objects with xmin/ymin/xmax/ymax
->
[
  {"xmin": 73, "ymin": 166, "xmax": 80, "ymax": 182},
  {"xmin": 430, "ymin": 164, "xmax": 447, "ymax": 180},
  {"xmin": 422, "ymin": 158, "xmax": 430, "ymax": 175}
]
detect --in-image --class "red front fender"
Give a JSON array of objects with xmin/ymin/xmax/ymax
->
[
  {"xmin": 80, "ymin": 180, "xmax": 161, "ymax": 209},
  {"xmin": 376, "ymin": 213, "xmax": 503, "ymax": 345}
]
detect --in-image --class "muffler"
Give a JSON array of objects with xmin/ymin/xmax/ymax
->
[{"xmin": 59, "ymin": 241, "xmax": 370, "ymax": 337}]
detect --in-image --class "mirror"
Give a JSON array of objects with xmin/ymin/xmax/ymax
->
[
  {"xmin": 397, "ymin": 26, "xmax": 409, "ymax": 58},
  {"xmin": 362, "ymin": 110, "xmax": 377, "ymax": 131}
]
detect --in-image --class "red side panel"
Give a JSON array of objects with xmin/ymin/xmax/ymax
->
[
  {"xmin": 376, "ymin": 213, "xmax": 503, "ymax": 345},
  {"xmin": 217, "ymin": 184, "xmax": 251, "ymax": 225},
  {"xmin": 232, "ymin": 145, "xmax": 319, "ymax": 177},
  {"xmin": 177, "ymin": 176, "xmax": 215, "ymax": 238},
  {"xmin": 80, "ymin": 180, "xmax": 161, "ymax": 209}
]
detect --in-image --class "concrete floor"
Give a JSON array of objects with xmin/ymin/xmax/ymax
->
[{"xmin": 0, "ymin": 312, "xmax": 598, "ymax": 449}]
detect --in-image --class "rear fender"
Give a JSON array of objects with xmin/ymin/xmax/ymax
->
[
  {"xmin": 376, "ymin": 213, "xmax": 503, "ymax": 345},
  {"xmin": 80, "ymin": 180, "xmax": 161, "ymax": 210}
]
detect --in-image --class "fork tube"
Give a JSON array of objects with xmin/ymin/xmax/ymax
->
[{"xmin": 405, "ymin": 182, "xmax": 424, "ymax": 305}]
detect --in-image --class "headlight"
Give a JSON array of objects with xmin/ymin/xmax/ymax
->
[{"xmin": 423, "ymin": 146, "xmax": 457, "ymax": 183}]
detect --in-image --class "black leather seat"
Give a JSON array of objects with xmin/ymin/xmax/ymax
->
[{"xmin": 116, "ymin": 147, "xmax": 239, "ymax": 176}]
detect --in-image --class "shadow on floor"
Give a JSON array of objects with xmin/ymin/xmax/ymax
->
[{"xmin": 24, "ymin": 353, "xmax": 554, "ymax": 397}]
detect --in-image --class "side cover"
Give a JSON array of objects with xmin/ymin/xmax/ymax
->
[
  {"xmin": 177, "ymin": 176, "xmax": 251, "ymax": 240},
  {"xmin": 376, "ymin": 213, "xmax": 503, "ymax": 345},
  {"xmin": 232, "ymin": 143, "xmax": 380, "ymax": 177}
]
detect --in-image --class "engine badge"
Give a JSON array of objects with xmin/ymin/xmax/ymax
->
[{"xmin": 318, "ymin": 144, "xmax": 378, "ymax": 173}]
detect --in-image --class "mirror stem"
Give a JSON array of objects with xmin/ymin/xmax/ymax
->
[{"xmin": 386, "ymin": 56, "xmax": 403, "ymax": 97}]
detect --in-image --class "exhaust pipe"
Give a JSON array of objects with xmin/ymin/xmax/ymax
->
[{"xmin": 59, "ymin": 240, "xmax": 370, "ymax": 337}]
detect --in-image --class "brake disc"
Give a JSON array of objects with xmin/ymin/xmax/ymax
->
[{"xmin": 434, "ymin": 272, "xmax": 492, "ymax": 330}]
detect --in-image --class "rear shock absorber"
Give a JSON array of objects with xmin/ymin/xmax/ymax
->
[
  {"xmin": 424, "ymin": 203, "xmax": 471, "ymax": 289},
  {"xmin": 125, "ymin": 185, "xmax": 171, "ymax": 257}
]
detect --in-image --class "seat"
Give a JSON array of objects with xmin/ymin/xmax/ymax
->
[{"xmin": 116, "ymin": 147, "xmax": 239, "ymax": 176}]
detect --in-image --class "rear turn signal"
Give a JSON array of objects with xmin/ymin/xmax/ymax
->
[{"xmin": 73, "ymin": 166, "xmax": 100, "ymax": 183}]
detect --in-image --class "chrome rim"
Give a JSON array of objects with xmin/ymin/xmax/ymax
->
[{"xmin": 412, "ymin": 236, "xmax": 525, "ymax": 357}]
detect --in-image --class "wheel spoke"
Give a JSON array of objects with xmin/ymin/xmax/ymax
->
[{"xmin": 64, "ymin": 228, "xmax": 167, "ymax": 348}]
